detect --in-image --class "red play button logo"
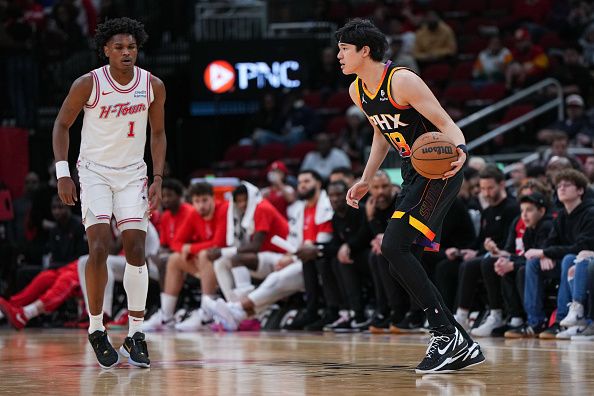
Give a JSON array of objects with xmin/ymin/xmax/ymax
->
[{"xmin": 204, "ymin": 60, "xmax": 235, "ymax": 93}]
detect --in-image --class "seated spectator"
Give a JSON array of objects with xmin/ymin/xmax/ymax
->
[
  {"xmin": 505, "ymin": 28, "xmax": 549, "ymax": 90},
  {"xmin": 143, "ymin": 183, "xmax": 228, "ymax": 331},
  {"xmin": 261, "ymin": 161, "xmax": 296, "ymax": 218},
  {"xmin": 155, "ymin": 178, "xmax": 192, "ymax": 287},
  {"xmin": 337, "ymin": 105, "xmax": 373, "ymax": 165},
  {"xmin": 202, "ymin": 170, "xmax": 334, "ymax": 331},
  {"xmin": 583, "ymin": 156, "xmax": 594, "ymax": 184},
  {"xmin": 570, "ymin": 251, "xmax": 594, "ymax": 340},
  {"xmin": 300, "ymin": 133, "xmax": 351, "ymax": 181},
  {"xmin": 329, "ymin": 166, "xmax": 356, "ymax": 187},
  {"xmin": 322, "ymin": 180, "xmax": 373, "ymax": 332},
  {"xmin": 539, "ymin": 132, "xmax": 583, "ymax": 170},
  {"xmin": 473, "ymin": 35, "xmax": 513, "ymax": 83},
  {"xmin": 554, "ymin": 248, "xmax": 594, "ymax": 339},
  {"xmin": 508, "ymin": 162, "xmax": 528, "ymax": 198},
  {"xmin": 412, "ymin": 11, "xmax": 457, "ymax": 64},
  {"xmin": 0, "ymin": 195, "xmax": 88, "ymax": 329},
  {"xmin": 389, "ymin": 35, "xmax": 419, "ymax": 73},
  {"xmin": 538, "ymin": 95, "xmax": 594, "ymax": 146},
  {"xmin": 444, "ymin": 166, "xmax": 519, "ymax": 326},
  {"xmin": 211, "ymin": 182, "xmax": 289, "ymax": 304},
  {"xmin": 551, "ymin": 46, "xmax": 593, "ymax": 99},
  {"xmin": 474, "ymin": 191, "xmax": 552, "ymax": 337},
  {"xmin": 514, "ymin": 170, "xmax": 594, "ymax": 338},
  {"xmin": 246, "ymin": 93, "xmax": 286, "ymax": 144},
  {"xmin": 364, "ymin": 170, "xmax": 410, "ymax": 333},
  {"xmin": 253, "ymin": 94, "xmax": 320, "ymax": 147}
]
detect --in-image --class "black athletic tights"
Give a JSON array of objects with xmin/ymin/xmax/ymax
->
[{"xmin": 381, "ymin": 216, "xmax": 473, "ymax": 342}]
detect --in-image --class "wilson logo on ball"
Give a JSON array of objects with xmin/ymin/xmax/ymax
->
[
  {"xmin": 421, "ymin": 146, "xmax": 454, "ymax": 155},
  {"xmin": 204, "ymin": 60, "xmax": 236, "ymax": 93}
]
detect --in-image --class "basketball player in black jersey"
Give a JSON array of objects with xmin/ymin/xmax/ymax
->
[{"xmin": 336, "ymin": 19, "xmax": 485, "ymax": 373}]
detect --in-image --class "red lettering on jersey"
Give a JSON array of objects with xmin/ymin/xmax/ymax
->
[
  {"xmin": 98, "ymin": 102, "xmax": 147, "ymax": 119},
  {"xmin": 99, "ymin": 105, "xmax": 111, "ymax": 118}
]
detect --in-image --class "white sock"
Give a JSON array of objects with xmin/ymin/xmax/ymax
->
[
  {"xmin": 0, "ymin": 311, "xmax": 4, "ymax": 320},
  {"xmin": 456, "ymin": 308, "xmax": 469, "ymax": 319},
  {"xmin": 510, "ymin": 317, "xmax": 524, "ymax": 327},
  {"xmin": 161, "ymin": 293, "xmax": 177, "ymax": 321},
  {"xmin": 490, "ymin": 309, "xmax": 503, "ymax": 319},
  {"xmin": 123, "ymin": 263, "xmax": 149, "ymax": 312},
  {"xmin": 88, "ymin": 312, "xmax": 105, "ymax": 334},
  {"xmin": 128, "ymin": 315, "xmax": 144, "ymax": 337},
  {"xmin": 23, "ymin": 304, "xmax": 40, "ymax": 320}
]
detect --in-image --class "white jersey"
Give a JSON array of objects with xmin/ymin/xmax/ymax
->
[{"xmin": 80, "ymin": 65, "xmax": 154, "ymax": 168}]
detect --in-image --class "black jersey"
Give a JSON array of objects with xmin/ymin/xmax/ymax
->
[{"xmin": 356, "ymin": 61, "xmax": 437, "ymax": 183}]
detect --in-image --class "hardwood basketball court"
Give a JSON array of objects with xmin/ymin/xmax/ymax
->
[{"xmin": 1, "ymin": 329, "xmax": 592, "ymax": 395}]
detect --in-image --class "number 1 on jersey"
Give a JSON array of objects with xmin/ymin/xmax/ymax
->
[{"xmin": 127, "ymin": 121, "xmax": 135, "ymax": 138}]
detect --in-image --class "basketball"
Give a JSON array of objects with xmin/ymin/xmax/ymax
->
[{"xmin": 410, "ymin": 132, "xmax": 459, "ymax": 179}]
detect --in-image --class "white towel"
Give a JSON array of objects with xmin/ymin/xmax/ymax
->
[
  {"xmin": 225, "ymin": 181, "xmax": 263, "ymax": 247},
  {"xmin": 286, "ymin": 190, "xmax": 333, "ymax": 247}
]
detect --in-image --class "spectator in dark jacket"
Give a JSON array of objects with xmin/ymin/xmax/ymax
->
[
  {"xmin": 323, "ymin": 181, "xmax": 373, "ymax": 332},
  {"xmin": 516, "ymin": 170, "xmax": 594, "ymax": 338}
]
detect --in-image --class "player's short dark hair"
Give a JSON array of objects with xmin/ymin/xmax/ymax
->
[
  {"xmin": 161, "ymin": 178, "xmax": 184, "ymax": 197},
  {"xmin": 298, "ymin": 169, "xmax": 324, "ymax": 184},
  {"xmin": 188, "ymin": 182, "xmax": 213, "ymax": 197},
  {"xmin": 479, "ymin": 164, "xmax": 505, "ymax": 183},
  {"xmin": 330, "ymin": 167, "xmax": 354, "ymax": 178},
  {"xmin": 554, "ymin": 169, "xmax": 589, "ymax": 192},
  {"xmin": 335, "ymin": 18, "xmax": 388, "ymax": 62},
  {"xmin": 328, "ymin": 180, "xmax": 348, "ymax": 193},
  {"xmin": 232, "ymin": 184, "xmax": 248, "ymax": 199},
  {"xmin": 94, "ymin": 17, "xmax": 148, "ymax": 61}
]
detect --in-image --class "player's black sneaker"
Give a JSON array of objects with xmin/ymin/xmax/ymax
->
[
  {"xmin": 415, "ymin": 327, "xmax": 467, "ymax": 374},
  {"xmin": 120, "ymin": 332, "xmax": 150, "ymax": 368},
  {"xmin": 88, "ymin": 330, "xmax": 119, "ymax": 369},
  {"xmin": 441, "ymin": 342, "xmax": 485, "ymax": 372}
]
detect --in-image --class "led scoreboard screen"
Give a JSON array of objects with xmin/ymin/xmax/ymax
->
[{"xmin": 190, "ymin": 39, "xmax": 322, "ymax": 116}]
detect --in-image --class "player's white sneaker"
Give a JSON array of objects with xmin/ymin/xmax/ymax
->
[
  {"xmin": 202, "ymin": 296, "xmax": 246, "ymax": 331},
  {"xmin": 556, "ymin": 325, "xmax": 586, "ymax": 339}
]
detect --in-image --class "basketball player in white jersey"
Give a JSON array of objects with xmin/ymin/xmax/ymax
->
[{"xmin": 52, "ymin": 17, "xmax": 166, "ymax": 369}]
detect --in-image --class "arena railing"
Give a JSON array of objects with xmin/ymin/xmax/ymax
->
[{"xmin": 461, "ymin": 78, "xmax": 564, "ymax": 151}]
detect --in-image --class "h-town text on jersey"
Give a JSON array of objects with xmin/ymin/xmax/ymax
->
[{"xmin": 99, "ymin": 102, "xmax": 147, "ymax": 119}]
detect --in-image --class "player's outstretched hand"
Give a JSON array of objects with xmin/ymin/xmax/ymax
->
[
  {"xmin": 443, "ymin": 148, "xmax": 466, "ymax": 179},
  {"xmin": 57, "ymin": 177, "xmax": 77, "ymax": 206},
  {"xmin": 346, "ymin": 181, "xmax": 369, "ymax": 209},
  {"xmin": 148, "ymin": 180, "xmax": 162, "ymax": 211}
]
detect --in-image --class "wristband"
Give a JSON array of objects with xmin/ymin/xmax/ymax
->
[
  {"xmin": 456, "ymin": 144, "xmax": 468, "ymax": 155},
  {"xmin": 153, "ymin": 174, "xmax": 163, "ymax": 180},
  {"xmin": 55, "ymin": 161, "xmax": 71, "ymax": 179}
]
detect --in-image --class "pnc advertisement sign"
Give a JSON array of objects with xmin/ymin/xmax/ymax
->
[{"xmin": 203, "ymin": 59, "xmax": 301, "ymax": 93}]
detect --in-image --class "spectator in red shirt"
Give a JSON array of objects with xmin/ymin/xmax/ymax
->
[
  {"xmin": 154, "ymin": 179, "xmax": 192, "ymax": 287},
  {"xmin": 506, "ymin": 28, "xmax": 549, "ymax": 90},
  {"xmin": 212, "ymin": 182, "xmax": 290, "ymax": 303},
  {"xmin": 143, "ymin": 182, "xmax": 228, "ymax": 331},
  {"xmin": 201, "ymin": 171, "xmax": 336, "ymax": 332},
  {"xmin": 261, "ymin": 161, "xmax": 296, "ymax": 218}
]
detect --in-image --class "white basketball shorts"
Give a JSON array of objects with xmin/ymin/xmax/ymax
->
[{"xmin": 77, "ymin": 157, "xmax": 149, "ymax": 231}]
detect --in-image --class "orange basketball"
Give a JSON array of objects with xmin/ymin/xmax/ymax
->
[{"xmin": 410, "ymin": 132, "xmax": 458, "ymax": 179}]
